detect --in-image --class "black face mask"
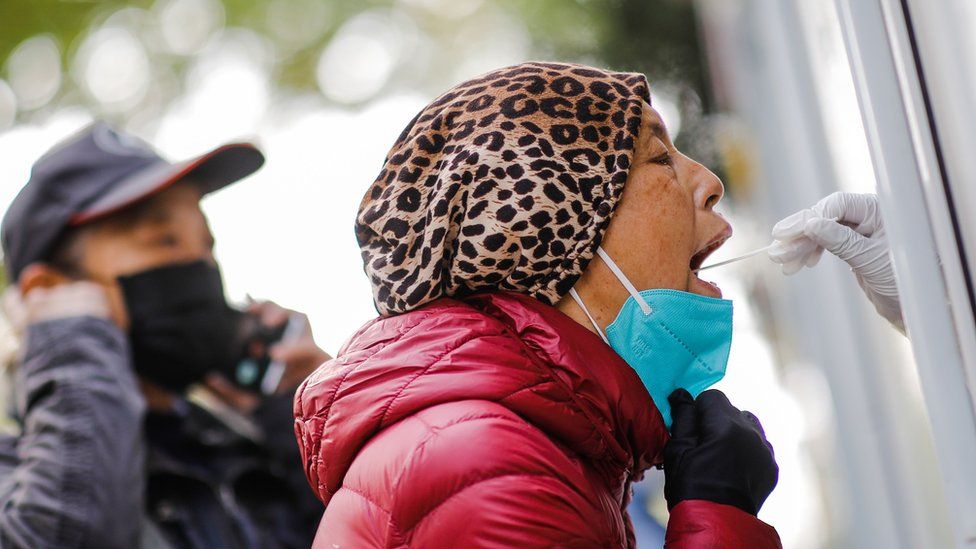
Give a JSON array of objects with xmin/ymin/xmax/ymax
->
[{"xmin": 118, "ymin": 260, "xmax": 242, "ymax": 392}]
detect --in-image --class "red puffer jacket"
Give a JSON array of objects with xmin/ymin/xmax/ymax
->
[{"xmin": 294, "ymin": 291, "xmax": 781, "ymax": 548}]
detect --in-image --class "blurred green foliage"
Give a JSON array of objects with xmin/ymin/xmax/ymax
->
[
  {"xmin": 0, "ymin": 0, "xmax": 705, "ymax": 112},
  {"xmin": 509, "ymin": 0, "xmax": 706, "ymax": 94}
]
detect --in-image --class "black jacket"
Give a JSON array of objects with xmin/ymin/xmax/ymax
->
[
  {"xmin": 0, "ymin": 316, "xmax": 145, "ymax": 548},
  {"xmin": 143, "ymin": 390, "xmax": 320, "ymax": 548},
  {"xmin": 2, "ymin": 315, "xmax": 320, "ymax": 548}
]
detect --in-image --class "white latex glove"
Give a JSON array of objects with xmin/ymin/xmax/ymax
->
[
  {"xmin": 769, "ymin": 192, "xmax": 904, "ymax": 332},
  {"xmin": 2, "ymin": 281, "xmax": 112, "ymax": 336}
]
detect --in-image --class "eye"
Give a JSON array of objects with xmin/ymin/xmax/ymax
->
[
  {"xmin": 154, "ymin": 233, "xmax": 180, "ymax": 247},
  {"xmin": 650, "ymin": 151, "xmax": 673, "ymax": 167}
]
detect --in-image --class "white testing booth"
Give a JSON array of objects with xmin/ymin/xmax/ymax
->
[{"xmin": 693, "ymin": 0, "xmax": 976, "ymax": 547}]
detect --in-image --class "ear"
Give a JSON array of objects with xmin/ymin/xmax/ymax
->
[{"xmin": 18, "ymin": 263, "xmax": 75, "ymax": 296}]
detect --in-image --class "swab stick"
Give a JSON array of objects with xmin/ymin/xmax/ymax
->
[{"xmin": 693, "ymin": 243, "xmax": 775, "ymax": 273}]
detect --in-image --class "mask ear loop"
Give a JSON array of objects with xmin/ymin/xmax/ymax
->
[
  {"xmin": 595, "ymin": 247, "xmax": 652, "ymax": 315},
  {"xmin": 568, "ymin": 288, "xmax": 610, "ymax": 345}
]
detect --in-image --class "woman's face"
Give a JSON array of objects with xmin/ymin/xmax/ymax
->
[
  {"xmin": 602, "ymin": 101, "xmax": 730, "ymax": 297},
  {"xmin": 564, "ymin": 101, "xmax": 730, "ymax": 323}
]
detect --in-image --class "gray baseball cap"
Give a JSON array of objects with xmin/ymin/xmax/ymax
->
[{"xmin": 1, "ymin": 122, "xmax": 265, "ymax": 281}]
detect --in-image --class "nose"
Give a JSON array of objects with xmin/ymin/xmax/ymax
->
[{"xmin": 691, "ymin": 161, "xmax": 725, "ymax": 210}]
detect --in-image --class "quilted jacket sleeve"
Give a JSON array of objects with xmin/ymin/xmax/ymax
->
[
  {"xmin": 665, "ymin": 500, "xmax": 782, "ymax": 549},
  {"xmin": 0, "ymin": 317, "xmax": 146, "ymax": 549},
  {"xmin": 316, "ymin": 400, "xmax": 621, "ymax": 548}
]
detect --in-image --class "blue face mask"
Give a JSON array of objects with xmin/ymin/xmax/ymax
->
[{"xmin": 569, "ymin": 247, "xmax": 733, "ymax": 430}]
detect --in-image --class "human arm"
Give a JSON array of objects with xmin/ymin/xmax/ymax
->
[
  {"xmin": 203, "ymin": 300, "xmax": 330, "ymax": 413},
  {"xmin": 665, "ymin": 501, "xmax": 781, "ymax": 549},
  {"xmin": 201, "ymin": 300, "xmax": 328, "ymax": 542},
  {"xmin": 203, "ymin": 300, "xmax": 330, "ymax": 455},
  {"xmin": 769, "ymin": 192, "xmax": 904, "ymax": 333},
  {"xmin": 0, "ymin": 283, "xmax": 145, "ymax": 548},
  {"xmin": 663, "ymin": 389, "xmax": 782, "ymax": 549}
]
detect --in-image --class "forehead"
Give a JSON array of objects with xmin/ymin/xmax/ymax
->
[
  {"xmin": 641, "ymin": 101, "xmax": 667, "ymax": 139},
  {"xmin": 96, "ymin": 182, "xmax": 205, "ymax": 231},
  {"xmin": 147, "ymin": 181, "xmax": 203, "ymax": 210}
]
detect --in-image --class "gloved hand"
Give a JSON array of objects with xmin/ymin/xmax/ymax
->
[
  {"xmin": 664, "ymin": 389, "xmax": 778, "ymax": 516},
  {"xmin": 769, "ymin": 192, "xmax": 904, "ymax": 332}
]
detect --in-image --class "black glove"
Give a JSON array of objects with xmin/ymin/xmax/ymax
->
[{"xmin": 663, "ymin": 388, "xmax": 778, "ymax": 516}]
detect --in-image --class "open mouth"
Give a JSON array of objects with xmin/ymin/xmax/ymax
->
[
  {"xmin": 689, "ymin": 228, "xmax": 732, "ymax": 297},
  {"xmin": 690, "ymin": 236, "xmax": 728, "ymax": 271}
]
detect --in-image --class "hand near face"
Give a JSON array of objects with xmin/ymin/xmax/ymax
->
[
  {"xmin": 246, "ymin": 300, "xmax": 332, "ymax": 393},
  {"xmin": 204, "ymin": 300, "xmax": 331, "ymax": 414},
  {"xmin": 770, "ymin": 192, "xmax": 903, "ymax": 332},
  {"xmin": 664, "ymin": 389, "xmax": 778, "ymax": 516}
]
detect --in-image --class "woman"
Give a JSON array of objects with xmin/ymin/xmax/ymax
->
[{"xmin": 295, "ymin": 62, "xmax": 781, "ymax": 547}]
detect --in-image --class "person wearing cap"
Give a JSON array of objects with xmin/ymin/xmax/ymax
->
[
  {"xmin": 294, "ymin": 62, "xmax": 781, "ymax": 547},
  {"xmin": 0, "ymin": 123, "xmax": 327, "ymax": 548}
]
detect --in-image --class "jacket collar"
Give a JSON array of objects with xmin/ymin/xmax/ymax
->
[
  {"xmin": 464, "ymin": 291, "xmax": 667, "ymax": 472},
  {"xmin": 296, "ymin": 291, "xmax": 667, "ymax": 505}
]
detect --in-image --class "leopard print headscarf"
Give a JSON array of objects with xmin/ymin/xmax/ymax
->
[{"xmin": 357, "ymin": 62, "xmax": 650, "ymax": 315}]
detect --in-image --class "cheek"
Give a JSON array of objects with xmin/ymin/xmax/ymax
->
[
  {"xmin": 648, "ymin": 179, "xmax": 695, "ymax": 237},
  {"xmin": 102, "ymin": 282, "xmax": 130, "ymax": 331},
  {"xmin": 76, "ymin": 245, "xmax": 132, "ymax": 330},
  {"xmin": 606, "ymin": 167, "xmax": 696, "ymax": 289},
  {"xmin": 82, "ymin": 242, "xmax": 153, "ymax": 280},
  {"xmin": 83, "ymin": 232, "xmax": 198, "ymax": 279},
  {"xmin": 645, "ymin": 184, "xmax": 696, "ymax": 279}
]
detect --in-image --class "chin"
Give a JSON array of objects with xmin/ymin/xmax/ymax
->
[{"xmin": 688, "ymin": 273, "xmax": 723, "ymax": 298}]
